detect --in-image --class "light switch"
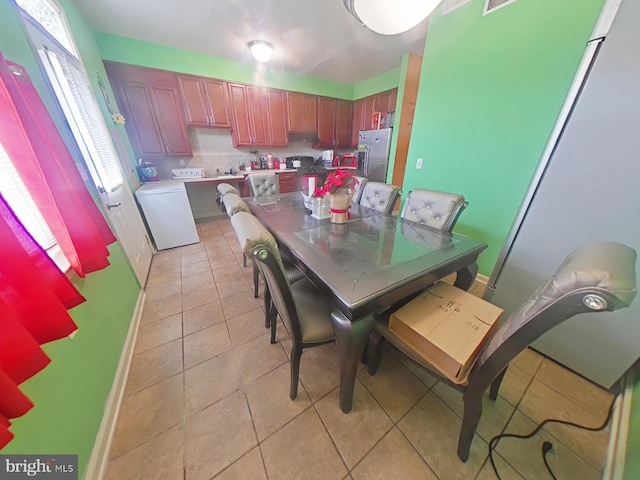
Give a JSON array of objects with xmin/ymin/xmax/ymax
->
[{"xmin": 416, "ymin": 158, "xmax": 423, "ymax": 169}]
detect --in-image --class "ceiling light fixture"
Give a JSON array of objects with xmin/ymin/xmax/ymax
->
[
  {"xmin": 248, "ymin": 40, "xmax": 274, "ymax": 63},
  {"xmin": 343, "ymin": 0, "xmax": 440, "ymax": 35}
]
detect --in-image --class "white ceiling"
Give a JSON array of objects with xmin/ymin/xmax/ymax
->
[{"xmin": 72, "ymin": 0, "xmax": 430, "ymax": 84}]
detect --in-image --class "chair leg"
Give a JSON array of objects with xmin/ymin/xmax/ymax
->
[
  {"xmin": 243, "ymin": 253, "xmax": 247, "ymax": 268},
  {"xmin": 457, "ymin": 392, "xmax": 484, "ymax": 462},
  {"xmin": 270, "ymin": 302, "xmax": 278, "ymax": 344},
  {"xmin": 263, "ymin": 287, "xmax": 272, "ymax": 329},
  {"xmin": 253, "ymin": 261, "xmax": 259, "ymax": 298},
  {"xmin": 290, "ymin": 345, "xmax": 303, "ymax": 399},
  {"xmin": 366, "ymin": 330, "xmax": 384, "ymax": 376},
  {"xmin": 489, "ymin": 368, "xmax": 507, "ymax": 401}
]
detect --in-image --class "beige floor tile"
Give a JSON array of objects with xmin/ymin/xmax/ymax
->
[
  {"xmin": 183, "ymin": 322, "xmax": 232, "ymax": 369},
  {"xmin": 181, "ymin": 250, "xmax": 209, "ymax": 266},
  {"xmin": 182, "ymin": 271, "xmax": 215, "ymax": 293},
  {"xmin": 146, "ymin": 267, "xmax": 181, "ymax": 287},
  {"xmin": 475, "ymin": 454, "xmax": 525, "ymax": 480},
  {"xmin": 535, "ymin": 358, "xmax": 613, "ymax": 418},
  {"xmin": 350, "ymin": 428, "xmax": 438, "ymax": 480},
  {"xmin": 398, "ymin": 392, "xmax": 488, "ymax": 480},
  {"xmin": 498, "ymin": 364, "xmax": 532, "ymax": 407},
  {"xmin": 390, "ymin": 349, "xmax": 439, "ymax": 388},
  {"xmin": 511, "ymin": 348, "xmax": 544, "ymax": 376},
  {"xmin": 185, "ymin": 350, "xmax": 242, "ymax": 417},
  {"xmin": 110, "ymin": 374, "xmax": 184, "ymax": 459},
  {"xmin": 183, "ymin": 300, "xmax": 225, "ymax": 335},
  {"xmin": 220, "ymin": 290, "xmax": 262, "ymax": 319},
  {"xmin": 208, "ymin": 254, "xmax": 241, "ymax": 270},
  {"xmin": 496, "ymin": 411, "xmax": 600, "ymax": 480},
  {"xmin": 178, "ymin": 243, "xmax": 207, "ymax": 255},
  {"xmin": 134, "ymin": 313, "xmax": 183, "ymax": 354},
  {"xmin": 226, "ymin": 307, "xmax": 267, "ymax": 346},
  {"xmin": 213, "ymin": 447, "xmax": 266, "ymax": 480},
  {"xmin": 357, "ymin": 351, "xmax": 429, "ymax": 422},
  {"xmin": 261, "ymin": 408, "xmax": 347, "ymax": 480},
  {"xmin": 234, "ymin": 332, "xmax": 288, "ymax": 383},
  {"xmin": 185, "ymin": 390, "xmax": 257, "ymax": 480},
  {"xmin": 141, "ymin": 294, "xmax": 182, "ymax": 325},
  {"xmin": 316, "ymin": 381, "xmax": 393, "ymax": 469},
  {"xmin": 244, "ymin": 363, "xmax": 312, "ymax": 441},
  {"xmin": 126, "ymin": 339, "xmax": 183, "ymax": 395},
  {"xmin": 145, "ymin": 279, "xmax": 182, "ymax": 303},
  {"xmin": 213, "ymin": 264, "xmax": 245, "ymax": 283},
  {"xmin": 182, "ymin": 259, "xmax": 211, "ymax": 278},
  {"xmin": 298, "ymin": 343, "xmax": 342, "ymax": 402},
  {"xmin": 182, "ymin": 284, "xmax": 220, "ymax": 311},
  {"xmin": 216, "ymin": 276, "xmax": 253, "ymax": 299},
  {"xmin": 105, "ymin": 426, "xmax": 184, "ymax": 480},
  {"xmin": 431, "ymin": 381, "xmax": 515, "ymax": 443}
]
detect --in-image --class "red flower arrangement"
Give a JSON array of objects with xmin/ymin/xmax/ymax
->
[{"xmin": 313, "ymin": 169, "xmax": 359, "ymax": 197}]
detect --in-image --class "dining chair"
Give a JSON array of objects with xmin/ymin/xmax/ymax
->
[
  {"xmin": 400, "ymin": 189, "xmax": 468, "ymax": 233},
  {"xmin": 221, "ymin": 192, "xmax": 250, "ymax": 218},
  {"xmin": 252, "ymin": 241, "xmax": 336, "ymax": 400},
  {"xmin": 358, "ymin": 181, "xmax": 402, "ymax": 214},
  {"xmin": 246, "ymin": 173, "xmax": 280, "ymax": 197},
  {"xmin": 366, "ymin": 241, "xmax": 637, "ymax": 461},
  {"xmin": 351, "ymin": 176, "xmax": 368, "ymax": 204},
  {"xmin": 230, "ymin": 211, "xmax": 305, "ymax": 326},
  {"xmin": 216, "ymin": 182, "xmax": 239, "ymax": 210}
]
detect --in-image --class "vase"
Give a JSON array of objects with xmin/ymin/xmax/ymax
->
[{"xmin": 329, "ymin": 190, "xmax": 352, "ymax": 224}]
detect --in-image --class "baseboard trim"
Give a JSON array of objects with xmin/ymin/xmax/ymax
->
[
  {"xmin": 84, "ymin": 290, "xmax": 145, "ymax": 480},
  {"xmin": 604, "ymin": 369, "xmax": 636, "ymax": 480}
]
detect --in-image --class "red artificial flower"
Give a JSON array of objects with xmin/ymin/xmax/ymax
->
[{"xmin": 313, "ymin": 169, "xmax": 359, "ymax": 197}]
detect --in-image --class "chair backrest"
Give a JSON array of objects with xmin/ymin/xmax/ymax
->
[
  {"xmin": 222, "ymin": 193, "xmax": 250, "ymax": 217},
  {"xmin": 351, "ymin": 176, "xmax": 368, "ymax": 204},
  {"xmin": 229, "ymin": 211, "xmax": 285, "ymax": 271},
  {"xmin": 358, "ymin": 182, "xmax": 402, "ymax": 214},
  {"xmin": 468, "ymin": 242, "xmax": 637, "ymax": 393},
  {"xmin": 216, "ymin": 182, "xmax": 239, "ymax": 197},
  {"xmin": 246, "ymin": 173, "xmax": 280, "ymax": 197},
  {"xmin": 400, "ymin": 189, "xmax": 468, "ymax": 233}
]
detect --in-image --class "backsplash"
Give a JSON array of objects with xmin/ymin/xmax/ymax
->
[{"xmin": 151, "ymin": 128, "xmax": 326, "ymax": 179}]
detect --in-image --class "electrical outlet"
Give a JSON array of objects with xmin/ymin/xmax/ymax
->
[
  {"xmin": 416, "ymin": 158, "xmax": 423, "ymax": 169},
  {"xmin": 179, "ymin": 159, "xmax": 185, "ymax": 166}
]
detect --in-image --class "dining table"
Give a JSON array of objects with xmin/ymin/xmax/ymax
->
[{"xmin": 245, "ymin": 192, "xmax": 488, "ymax": 412}]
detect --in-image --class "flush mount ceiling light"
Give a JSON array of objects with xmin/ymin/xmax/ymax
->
[
  {"xmin": 248, "ymin": 40, "xmax": 274, "ymax": 63},
  {"xmin": 343, "ymin": 0, "xmax": 440, "ymax": 35}
]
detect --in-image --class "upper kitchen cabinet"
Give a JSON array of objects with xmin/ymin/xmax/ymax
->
[
  {"xmin": 374, "ymin": 89, "xmax": 398, "ymax": 116},
  {"xmin": 177, "ymin": 75, "xmax": 231, "ymax": 128},
  {"xmin": 286, "ymin": 92, "xmax": 317, "ymax": 133},
  {"xmin": 104, "ymin": 61, "xmax": 192, "ymax": 158},
  {"xmin": 351, "ymin": 88, "xmax": 398, "ymax": 145},
  {"xmin": 317, "ymin": 97, "xmax": 352, "ymax": 149},
  {"xmin": 228, "ymin": 83, "xmax": 287, "ymax": 147}
]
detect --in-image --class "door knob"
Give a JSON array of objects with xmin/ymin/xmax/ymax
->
[{"xmin": 106, "ymin": 202, "xmax": 121, "ymax": 210}]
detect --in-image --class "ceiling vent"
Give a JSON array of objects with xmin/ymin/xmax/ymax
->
[
  {"xmin": 441, "ymin": 0, "xmax": 473, "ymax": 16},
  {"xmin": 483, "ymin": 0, "xmax": 519, "ymax": 15}
]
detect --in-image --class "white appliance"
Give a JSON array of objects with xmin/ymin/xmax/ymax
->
[
  {"xmin": 486, "ymin": 0, "xmax": 638, "ymax": 388},
  {"xmin": 135, "ymin": 181, "xmax": 199, "ymax": 250}
]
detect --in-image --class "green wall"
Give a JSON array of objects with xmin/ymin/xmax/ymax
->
[
  {"xmin": 352, "ymin": 67, "xmax": 401, "ymax": 99},
  {"xmin": 403, "ymin": 0, "xmax": 605, "ymax": 275},
  {"xmin": 96, "ymin": 32, "xmax": 354, "ymax": 100},
  {"xmin": 0, "ymin": 1, "xmax": 140, "ymax": 477},
  {"xmin": 624, "ymin": 373, "xmax": 640, "ymax": 479}
]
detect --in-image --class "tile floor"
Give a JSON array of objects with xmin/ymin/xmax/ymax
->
[{"xmin": 105, "ymin": 217, "xmax": 616, "ymax": 480}]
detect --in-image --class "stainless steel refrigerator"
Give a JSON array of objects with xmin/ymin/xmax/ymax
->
[
  {"xmin": 356, "ymin": 128, "xmax": 392, "ymax": 182},
  {"xmin": 485, "ymin": 0, "xmax": 639, "ymax": 388}
]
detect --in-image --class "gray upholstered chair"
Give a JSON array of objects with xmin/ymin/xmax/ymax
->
[
  {"xmin": 351, "ymin": 176, "xmax": 368, "ymax": 204},
  {"xmin": 358, "ymin": 181, "xmax": 402, "ymax": 214},
  {"xmin": 366, "ymin": 241, "xmax": 637, "ymax": 462},
  {"xmin": 246, "ymin": 173, "xmax": 280, "ymax": 197},
  {"xmin": 252, "ymin": 238, "xmax": 336, "ymax": 400},
  {"xmin": 216, "ymin": 182, "xmax": 240, "ymax": 210},
  {"xmin": 222, "ymin": 193, "xmax": 250, "ymax": 218},
  {"xmin": 400, "ymin": 189, "xmax": 468, "ymax": 233},
  {"xmin": 230, "ymin": 211, "xmax": 305, "ymax": 323}
]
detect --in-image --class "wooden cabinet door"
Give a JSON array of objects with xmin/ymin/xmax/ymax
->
[
  {"xmin": 317, "ymin": 97, "xmax": 336, "ymax": 148},
  {"xmin": 151, "ymin": 84, "xmax": 192, "ymax": 156},
  {"xmin": 178, "ymin": 75, "xmax": 209, "ymax": 126},
  {"xmin": 277, "ymin": 172, "xmax": 298, "ymax": 193},
  {"xmin": 351, "ymin": 99, "xmax": 364, "ymax": 148},
  {"xmin": 389, "ymin": 88, "xmax": 398, "ymax": 113},
  {"xmin": 301, "ymin": 94, "xmax": 317, "ymax": 132},
  {"xmin": 286, "ymin": 92, "xmax": 317, "ymax": 133},
  {"xmin": 362, "ymin": 96, "xmax": 376, "ymax": 131},
  {"xmin": 335, "ymin": 99, "xmax": 353, "ymax": 148},
  {"xmin": 118, "ymin": 80, "xmax": 166, "ymax": 156},
  {"xmin": 228, "ymin": 83, "xmax": 253, "ymax": 146},
  {"xmin": 267, "ymin": 89, "xmax": 288, "ymax": 146},
  {"xmin": 247, "ymin": 87, "xmax": 269, "ymax": 146},
  {"xmin": 203, "ymin": 79, "xmax": 230, "ymax": 127}
]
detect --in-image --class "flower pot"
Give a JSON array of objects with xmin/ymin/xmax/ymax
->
[{"xmin": 329, "ymin": 190, "xmax": 352, "ymax": 224}]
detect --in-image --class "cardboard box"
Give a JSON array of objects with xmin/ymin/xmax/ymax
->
[{"xmin": 388, "ymin": 282, "xmax": 503, "ymax": 384}]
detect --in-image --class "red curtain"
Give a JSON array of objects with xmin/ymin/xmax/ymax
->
[
  {"xmin": 0, "ymin": 193, "xmax": 85, "ymax": 449},
  {"xmin": 0, "ymin": 52, "xmax": 116, "ymax": 277}
]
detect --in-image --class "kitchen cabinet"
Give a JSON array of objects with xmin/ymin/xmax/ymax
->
[
  {"xmin": 374, "ymin": 89, "xmax": 398, "ymax": 116},
  {"xmin": 317, "ymin": 97, "xmax": 353, "ymax": 149},
  {"xmin": 277, "ymin": 171, "xmax": 298, "ymax": 193},
  {"xmin": 286, "ymin": 92, "xmax": 317, "ymax": 133},
  {"xmin": 104, "ymin": 61, "xmax": 192, "ymax": 158},
  {"xmin": 177, "ymin": 75, "xmax": 230, "ymax": 127},
  {"xmin": 228, "ymin": 83, "xmax": 287, "ymax": 147},
  {"xmin": 351, "ymin": 88, "xmax": 398, "ymax": 145}
]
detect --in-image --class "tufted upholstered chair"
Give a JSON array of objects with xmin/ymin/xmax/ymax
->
[
  {"xmin": 216, "ymin": 182, "xmax": 240, "ymax": 210},
  {"xmin": 401, "ymin": 189, "xmax": 468, "ymax": 233},
  {"xmin": 222, "ymin": 193, "xmax": 250, "ymax": 219},
  {"xmin": 351, "ymin": 176, "xmax": 368, "ymax": 204},
  {"xmin": 229, "ymin": 211, "xmax": 305, "ymax": 326},
  {"xmin": 246, "ymin": 173, "xmax": 280, "ymax": 197},
  {"xmin": 367, "ymin": 241, "xmax": 637, "ymax": 462},
  {"xmin": 358, "ymin": 181, "xmax": 402, "ymax": 214}
]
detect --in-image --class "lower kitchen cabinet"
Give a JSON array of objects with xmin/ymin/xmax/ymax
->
[{"xmin": 277, "ymin": 172, "xmax": 298, "ymax": 193}]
